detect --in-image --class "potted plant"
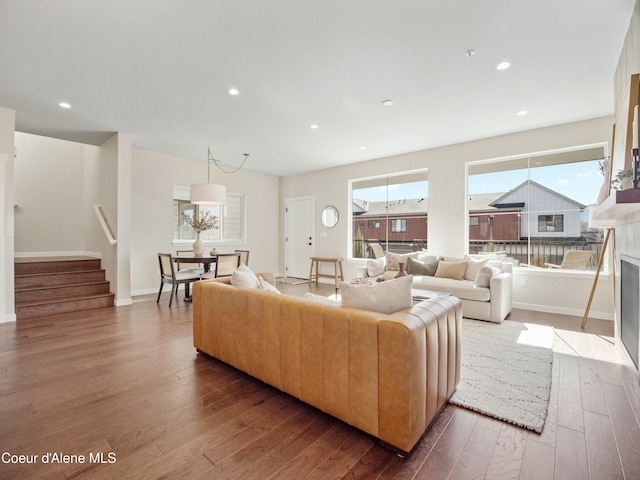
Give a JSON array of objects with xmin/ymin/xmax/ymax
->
[
  {"xmin": 183, "ymin": 211, "xmax": 219, "ymax": 256},
  {"xmin": 611, "ymin": 169, "xmax": 634, "ymax": 191}
]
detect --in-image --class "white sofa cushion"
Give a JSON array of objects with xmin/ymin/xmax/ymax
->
[
  {"xmin": 367, "ymin": 257, "xmax": 386, "ymax": 277},
  {"xmin": 304, "ymin": 292, "xmax": 340, "ymax": 305},
  {"xmin": 412, "ymin": 275, "xmax": 491, "ymax": 302},
  {"xmin": 463, "ymin": 256, "xmax": 489, "ymax": 281},
  {"xmin": 258, "ymin": 276, "xmax": 281, "ymax": 293},
  {"xmin": 231, "ymin": 264, "xmax": 260, "ymax": 289},
  {"xmin": 339, "ymin": 275, "xmax": 413, "ymax": 314},
  {"xmin": 417, "ymin": 253, "xmax": 439, "ymax": 264}
]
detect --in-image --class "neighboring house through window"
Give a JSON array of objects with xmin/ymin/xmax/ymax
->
[
  {"xmin": 466, "ymin": 145, "xmax": 606, "ymax": 270},
  {"xmin": 350, "ymin": 170, "xmax": 429, "ymax": 258}
]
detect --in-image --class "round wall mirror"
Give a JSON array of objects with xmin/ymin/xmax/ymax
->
[{"xmin": 321, "ymin": 205, "xmax": 339, "ymax": 228}]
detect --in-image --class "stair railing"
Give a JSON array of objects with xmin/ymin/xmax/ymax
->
[{"xmin": 94, "ymin": 205, "xmax": 117, "ymax": 245}]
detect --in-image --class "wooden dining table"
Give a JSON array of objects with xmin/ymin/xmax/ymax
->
[
  {"xmin": 175, "ymin": 254, "xmax": 217, "ymax": 302},
  {"xmin": 175, "ymin": 254, "xmax": 217, "ymax": 273}
]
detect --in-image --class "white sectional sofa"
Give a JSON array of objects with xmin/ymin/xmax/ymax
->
[{"xmin": 366, "ymin": 252, "xmax": 513, "ymax": 323}]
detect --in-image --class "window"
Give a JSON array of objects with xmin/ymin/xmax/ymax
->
[
  {"xmin": 467, "ymin": 146, "xmax": 606, "ymax": 270},
  {"xmin": 538, "ymin": 214, "xmax": 564, "ymax": 232},
  {"xmin": 391, "ymin": 219, "xmax": 407, "ymax": 232},
  {"xmin": 350, "ymin": 170, "xmax": 428, "ymax": 258},
  {"xmin": 173, "ymin": 186, "xmax": 245, "ymax": 242}
]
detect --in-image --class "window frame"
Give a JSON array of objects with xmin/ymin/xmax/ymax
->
[
  {"xmin": 349, "ymin": 168, "xmax": 429, "ymax": 258},
  {"xmin": 391, "ymin": 218, "xmax": 407, "ymax": 233},
  {"xmin": 537, "ymin": 214, "xmax": 564, "ymax": 233},
  {"xmin": 466, "ymin": 144, "xmax": 607, "ymax": 272},
  {"xmin": 172, "ymin": 186, "xmax": 246, "ymax": 245}
]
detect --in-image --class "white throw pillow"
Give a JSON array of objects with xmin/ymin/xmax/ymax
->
[
  {"xmin": 230, "ymin": 264, "xmax": 260, "ymax": 289},
  {"xmin": 304, "ymin": 292, "xmax": 340, "ymax": 305},
  {"xmin": 463, "ymin": 256, "xmax": 490, "ymax": 281},
  {"xmin": 258, "ymin": 276, "xmax": 281, "ymax": 293},
  {"xmin": 474, "ymin": 266, "xmax": 501, "ymax": 288},
  {"xmin": 385, "ymin": 252, "xmax": 419, "ymax": 271},
  {"xmin": 339, "ymin": 275, "xmax": 413, "ymax": 314},
  {"xmin": 366, "ymin": 258, "xmax": 386, "ymax": 277},
  {"xmin": 417, "ymin": 253, "xmax": 438, "ymax": 264}
]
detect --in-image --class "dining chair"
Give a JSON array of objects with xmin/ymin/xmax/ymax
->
[
  {"xmin": 175, "ymin": 250, "xmax": 205, "ymax": 275},
  {"xmin": 234, "ymin": 249, "xmax": 250, "ymax": 266},
  {"xmin": 157, "ymin": 253, "xmax": 202, "ymax": 307},
  {"xmin": 201, "ymin": 253, "xmax": 241, "ymax": 279}
]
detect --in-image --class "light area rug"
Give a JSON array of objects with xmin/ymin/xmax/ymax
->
[{"xmin": 449, "ymin": 319, "xmax": 554, "ymax": 433}]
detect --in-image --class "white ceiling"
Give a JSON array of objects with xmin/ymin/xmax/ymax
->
[{"xmin": 0, "ymin": 1, "xmax": 635, "ymax": 177}]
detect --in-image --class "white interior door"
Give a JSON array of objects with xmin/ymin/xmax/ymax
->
[{"xmin": 285, "ymin": 196, "xmax": 314, "ymax": 278}]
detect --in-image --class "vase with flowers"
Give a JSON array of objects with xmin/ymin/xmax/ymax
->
[{"xmin": 183, "ymin": 211, "xmax": 219, "ymax": 256}]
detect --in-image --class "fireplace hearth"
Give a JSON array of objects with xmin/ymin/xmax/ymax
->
[{"xmin": 621, "ymin": 258, "xmax": 639, "ymax": 371}]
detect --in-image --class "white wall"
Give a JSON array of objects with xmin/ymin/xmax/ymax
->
[
  {"xmin": 281, "ymin": 116, "xmax": 616, "ymax": 319},
  {"xmin": 130, "ymin": 148, "xmax": 280, "ymax": 296},
  {"xmin": 14, "ymin": 133, "xmax": 87, "ymax": 253},
  {"xmin": 11, "ymin": 133, "xmax": 281, "ymax": 299},
  {"xmin": 0, "ymin": 107, "xmax": 16, "ymax": 323}
]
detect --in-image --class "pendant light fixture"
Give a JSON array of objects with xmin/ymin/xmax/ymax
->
[{"xmin": 190, "ymin": 146, "xmax": 227, "ymax": 205}]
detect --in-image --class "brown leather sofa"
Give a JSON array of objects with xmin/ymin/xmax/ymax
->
[{"xmin": 192, "ymin": 275, "xmax": 462, "ymax": 456}]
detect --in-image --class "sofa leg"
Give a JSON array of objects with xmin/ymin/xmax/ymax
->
[{"xmin": 378, "ymin": 440, "xmax": 410, "ymax": 459}]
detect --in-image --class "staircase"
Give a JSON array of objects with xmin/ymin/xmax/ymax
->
[{"xmin": 14, "ymin": 256, "xmax": 115, "ymax": 320}]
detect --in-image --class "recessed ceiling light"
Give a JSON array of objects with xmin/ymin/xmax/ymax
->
[
  {"xmin": 517, "ymin": 110, "xmax": 528, "ymax": 116},
  {"xmin": 310, "ymin": 124, "xmax": 319, "ymax": 129},
  {"xmin": 360, "ymin": 146, "xmax": 367, "ymax": 150},
  {"xmin": 382, "ymin": 99, "xmax": 394, "ymax": 106},
  {"xmin": 228, "ymin": 88, "xmax": 239, "ymax": 95},
  {"xmin": 59, "ymin": 102, "xmax": 71, "ymax": 109},
  {"xmin": 496, "ymin": 61, "xmax": 511, "ymax": 71}
]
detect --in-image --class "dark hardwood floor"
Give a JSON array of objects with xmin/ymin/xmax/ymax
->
[{"xmin": 1, "ymin": 281, "xmax": 638, "ymax": 479}]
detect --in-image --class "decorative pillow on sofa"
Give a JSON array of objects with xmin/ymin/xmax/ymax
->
[
  {"xmin": 407, "ymin": 256, "xmax": 441, "ymax": 276},
  {"xmin": 339, "ymin": 275, "xmax": 413, "ymax": 314},
  {"xmin": 231, "ymin": 264, "xmax": 260, "ymax": 289},
  {"xmin": 463, "ymin": 256, "xmax": 490, "ymax": 281},
  {"xmin": 417, "ymin": 253, "xmax": 439, "ymax": 264},
  {"xmin": 385, "ymin": 252, "xmax": 419, "ymax": 271},
  {"xmin": 474, "ymin": 266, "xmax": 502, "ymax": 288},
  {"xmin": 366, "ymin": 257, "xmax": 386, "ymax": 277},
  {"xmin": 434, "ymin": 261, "xmax": 468, "ymax": 280},
  {"xmin": 258, "ymin": 276, "xmax": 281, "ymax": 293},
  {"xmin": 304, "ymin": 292, "xmax": 340, "ymax": 305}
]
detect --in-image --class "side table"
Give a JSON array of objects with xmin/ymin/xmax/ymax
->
[{"xmin": 308, "ymin": 257, "xmax": 345, "ymax": 288}]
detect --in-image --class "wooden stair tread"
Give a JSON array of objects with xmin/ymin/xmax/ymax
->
[
  {"xmin": 15, "ymin": 269, "xmax": 105, "ymax": 278},
  {"xmin": 15, "ymin": 280, "xmax": 110, "ymax": 293},
  {"xmin": 14, "ymin": 257, "xmax": 102, "ymax": 275},
  {"xmin": 16, "ymin": 292, "xmax": 115, "ymax": 308}
]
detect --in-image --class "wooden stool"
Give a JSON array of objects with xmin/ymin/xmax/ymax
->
[{"xmin": 308, "ymin": 257, "xmax": 344, "ymax": 288}]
